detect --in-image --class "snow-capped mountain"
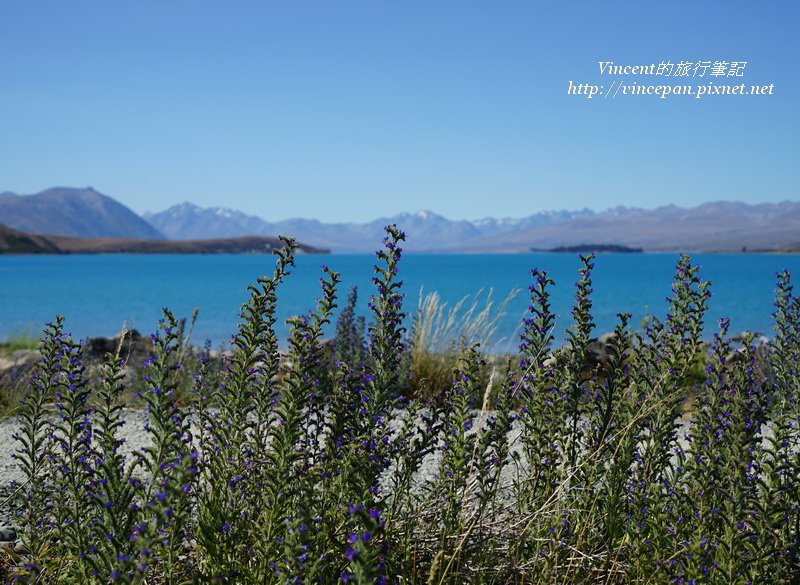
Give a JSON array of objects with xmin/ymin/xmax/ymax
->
[{"xmin": 143, "ymin": 200, "xmax": 800, "ymax": 253}]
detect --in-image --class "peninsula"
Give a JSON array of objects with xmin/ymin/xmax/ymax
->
[{"xmin": 0, "ymin": 224, "xmax": 328, "ymax": 255}]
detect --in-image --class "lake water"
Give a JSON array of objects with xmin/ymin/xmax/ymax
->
[{"xmin": 1, "ymin": 253, "xmax": 799, "ymax": 351}]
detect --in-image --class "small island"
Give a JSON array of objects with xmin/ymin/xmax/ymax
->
[{"xmin": 531, "ymin": 244, "xmax": 643, "ymax": 253}]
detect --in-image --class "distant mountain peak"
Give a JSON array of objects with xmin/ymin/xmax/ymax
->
[
  {"xmin": 145, "ymin": 201, "xmax": 201, "ymax": 215},
  {"xmin": 175, "ymin": 201, "xmax": 202, "ymax": 210},
  {"xmin": 388, "ymin": 209, "xmax": 444, "ymax": 222},
  {"xmin": 144, "ymin": 202, "xmax": 274, "ymax": 242},
  {"xmin": 0, "ymin": 187, "xmax": 164, "ymax": 240}
]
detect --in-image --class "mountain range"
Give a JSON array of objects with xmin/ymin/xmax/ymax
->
[
  {"xmin": 144, "ymin": 200, "xmax": 800, "ymax": 253},
  {"xmin": 2, "ymin": 187, "xmax": 799, "ymax": 253}
]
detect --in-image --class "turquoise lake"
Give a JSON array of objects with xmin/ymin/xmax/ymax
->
[{"xmin": 2, "ymin": 253, "xmax": 799, "ymax": 350}]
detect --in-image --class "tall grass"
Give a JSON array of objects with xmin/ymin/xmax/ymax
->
[
  {"xmin": 3, "ymin": 228, "xmax": 799, "ymax": 583},
  {"xmin": 0, "ymin": 330, "xmax": 40, "ymax": 356},
  {"xmin": 408, "ymin": 288, "xmax": 518, "ymax": 399},
  {"xmin": 0, "ymin": 330, "xmax": 42, "ymax": 416}
]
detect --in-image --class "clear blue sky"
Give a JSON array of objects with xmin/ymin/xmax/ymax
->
[{"xmin": 1, "ymin": 1, "xmax": 797, "ymax": 223}]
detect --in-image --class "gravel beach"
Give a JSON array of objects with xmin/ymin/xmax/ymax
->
[
  {"xmin": 0, "ymin": 410, "xmax": 154, "ymax": 535},
  {"xmin": 0, "ymin": 406, "xmax": 696, "ymax": 552}
]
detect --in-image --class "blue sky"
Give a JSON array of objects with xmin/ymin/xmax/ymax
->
[{"xmin": 1, "ymin": 1, "xmax": 797, "ymax": 223}]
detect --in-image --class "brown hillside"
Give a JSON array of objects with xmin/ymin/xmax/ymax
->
[{"xmin": 0, "ymin": 224, "xmax": 328, "ymax": 255}]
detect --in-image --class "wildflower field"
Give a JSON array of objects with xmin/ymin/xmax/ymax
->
[{"xmin": 2, "ymin": 226, "xmax": 799, "ymax": 583}]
